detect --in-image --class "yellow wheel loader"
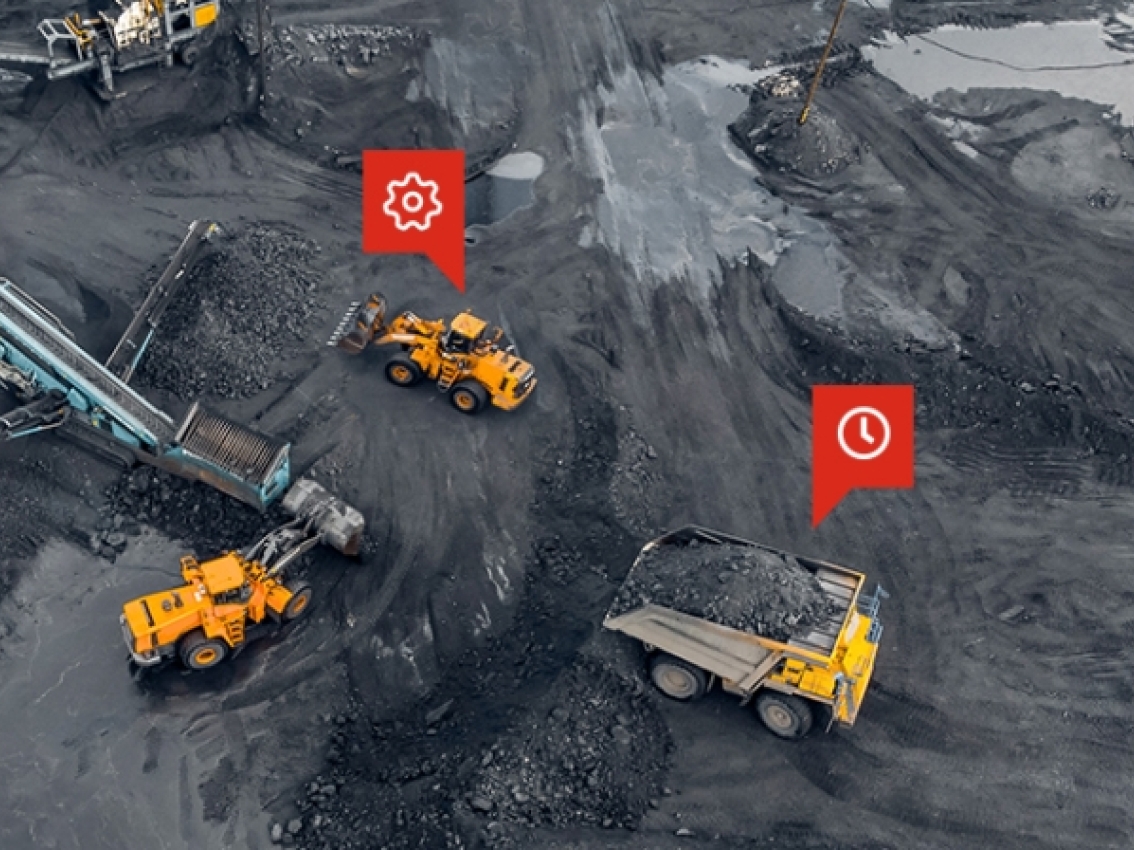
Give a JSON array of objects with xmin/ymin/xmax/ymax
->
[
  {"xmin": 120, "ymin": 484, "xmax": 362, "ymax": 677},
  {"xmin": 329, "ymin": 293, "xmax": 537, "ymax": 415}
]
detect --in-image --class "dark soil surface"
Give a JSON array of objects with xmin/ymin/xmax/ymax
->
[
  {"xmin": 3, "ymin": 0, "xmax": 1134, "ymax": 849},
  {"xmin": 610, "ymin": 542, "xmax": 840, "ymax": 642}
]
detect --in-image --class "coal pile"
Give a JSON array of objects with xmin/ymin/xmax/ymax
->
[
  {"xmin": 609, "ymin": 541, "xmax": 840, "ymax": 642},
  {"xmin": 136, "ymin": 224, "xmax": 326, "ymax": 401},
  {"xmin": 102, "ymin": 467, "xmax": 284, "ymax": 557},
  {"xmin": 730, "ymin": 96, "xmax": 861, "ymax": 178},
  {"xmin": 464, "ymin": 659, "xmax": 669, "ymax": 837}
]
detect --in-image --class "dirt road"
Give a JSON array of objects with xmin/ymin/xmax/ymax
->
[{"xmin": 0, "ymin": 0, "xmax": 1133, "ymax": 847}]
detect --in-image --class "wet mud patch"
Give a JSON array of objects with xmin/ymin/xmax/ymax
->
[{"xmin": 136, "ymin": 222, "xmax": 327, "ymax": 402}]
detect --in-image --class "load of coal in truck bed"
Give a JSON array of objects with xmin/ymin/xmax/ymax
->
[{"xmin": 610, "ymin": 541, "xmax": 842, "ymax": 643}]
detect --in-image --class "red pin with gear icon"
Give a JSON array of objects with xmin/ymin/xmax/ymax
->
[{"xmin": 362, "ymin": 150, "xmax": 466, "ymax": 292}]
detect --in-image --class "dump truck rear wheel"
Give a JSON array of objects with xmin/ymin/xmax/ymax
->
[
  {"xmin": 179, "ymin": 631, "xmax": 228, "ymax": 670},
  {"xmin": 755, "ymin": 692, "xmax": 814, "ymax": 739},
  {"xmin": 649, "ymin": 654, "xmax": 707, "ymax": 701},
  {"xmin": 385, "ymin": 356, "xmax": 423, "ymax": 387},
  {"xmin": 450, "ymin": 381, "xmax": 487, "ymax": 415},
  {"xmin": 283, "ymin": 582, "xmax": 313, "ymax": 621}
]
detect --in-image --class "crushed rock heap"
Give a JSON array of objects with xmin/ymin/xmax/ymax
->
[
  {"xmin": 609, "ymin": 540, "xmax": 840, "ymax": 643},
  {"xmin": 137, "ymin": 223, "xmax": 326, "ymax": 401}
]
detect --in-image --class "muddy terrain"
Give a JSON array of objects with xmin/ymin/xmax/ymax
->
[{"xmin": 1, "ymin": 0, "xmax": 1133, "ymax": 848}]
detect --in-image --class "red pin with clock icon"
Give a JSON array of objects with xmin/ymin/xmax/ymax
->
[{"xmin": 812, "ymin": 385, "xmax": 915, "ymax": 527}]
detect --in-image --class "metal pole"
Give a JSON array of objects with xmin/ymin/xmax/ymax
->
[
  {"xmin": 256, "ymin": 0, "xmax": 266, "ymax": 109},
  {"xmin": 798, "ymin": 0, "xmax": 850, "ymax": 125}
]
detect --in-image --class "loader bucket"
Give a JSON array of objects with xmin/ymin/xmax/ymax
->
[
  {"xmin": 328, "ymin": 293, "xmax": 388, "ymax": 354},
  {"xmin": 281, "ymin": 477, "xmax": 365, "ymax": 556}
]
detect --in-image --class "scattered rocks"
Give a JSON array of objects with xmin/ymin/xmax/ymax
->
[
  {"xmin": 270, "ymin": 822, "xmax": 284, "ymax": 843},
  {"xmin": 608, "ymin": 540, "xmax": 841, "ymax": 642},
  {"xmin": 425, "ymin": 698, "xmax": 455, "ymax": 726},
  {"xmin": 466, "ymin": 658, "xmax": 669, "ymax": 831}
]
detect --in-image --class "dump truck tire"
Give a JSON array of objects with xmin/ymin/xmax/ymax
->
[
  {"xmin": 385, "ymin": 356, "xmax": 423, "ymax": 387},
  {"xmin": 755, "ymin": 692, "xmax": 814, "ymax": 739},
  {"xmin": 179, "ymin": 44, "xmax": 200, "ymax": 66},
  {"xmin": 283, "ymin": 581, "xmax": 313, "ymax": 621},
  {"xmin": 179, "ymin": 631, "xmax": 228, "ymax": 670},
  {"xmin": 649, "ymin": 654, "xmax": 707, "ymax": 701},
  {"xmin": 450, "ymin": 381, "xmax": 487, "ymax": 415}
]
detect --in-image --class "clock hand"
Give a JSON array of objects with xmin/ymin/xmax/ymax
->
[{"xmin": 860, "ymin": 416, "xmax": 875, "ymax": 444}]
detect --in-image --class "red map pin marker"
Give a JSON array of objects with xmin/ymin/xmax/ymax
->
[
  {"xmin": 812, "ymin": 384, "xmax": 915, "ymax": 527},
  {"xmin": 362, "ymin": 150, "xmax": 466, "ymax": 292}
]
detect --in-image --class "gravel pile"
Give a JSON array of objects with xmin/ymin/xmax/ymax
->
[
  {"xmin": 609, "ymin": 541, "xmax": 840, "ymax": 642},
  {"xmin": 274, "ymin": 24, "xmax": 418, "ymax": 67},
  {"xmin": 730, "ymin": 100, "xmax": 862, "ymax": 178},
  {"xmin": 101, "ymin": 467, "xmax": 284, "ymax": 557},
  {"xmin": 137, "ymin": 224, "xmax": 326, "ymax": 400},
  {"xmin": 464, "ymin": 659, "xmax": 668, "ymax": 836}
]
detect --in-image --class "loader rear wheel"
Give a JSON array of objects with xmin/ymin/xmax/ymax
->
[
  {"xmin": 179, "ymin": 631, "xmax": 228, "ymax": 670},
  {"xmin": 385, "ymin": 356, "xmax": 423, "ymax": 387},
  {"xmin": 649, "ymin": 654, "xmax": 707, "ymax": 701},
  {"xmin": 755, "ymin": 692, "xmax": 814, "ymax": 739},
  {"xmin": 450, "ymin": 381, "xmax": 487, "ymax": 415},
  {"xmin": 282, "ymin": 582, "xmax": 313, "ymax": 621}
]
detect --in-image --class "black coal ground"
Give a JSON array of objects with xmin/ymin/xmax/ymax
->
[
  {"xmin": 609, "ymin": 542, "xmax": 840, "ymax": 643},
  {"xmin": 2, "ymin": 0, "xmax": 1134, "ymax": 849}
]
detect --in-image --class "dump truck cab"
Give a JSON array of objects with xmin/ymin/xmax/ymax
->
[{"xmin": 604, "ymin": 526, "xmax": 887, "ymax": 738}]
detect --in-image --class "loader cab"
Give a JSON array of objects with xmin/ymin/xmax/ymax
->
[{"xmin": 443, "ymin": 313, "xmax": 488, "ymax": 355}]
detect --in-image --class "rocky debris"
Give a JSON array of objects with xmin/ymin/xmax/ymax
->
[
  {"xmin": 464, "ymin": 659, "xmax": 668, "ymax": 834},
  {"xmin": 1087, "ymin": 187, "xmax": 1120, "ymax": 209},
  {"xmin": 273, "ymin": 24, "xmax": 418, "ymax": 69},
  {"xmin": 608, "ymin": 540, "xmax": 841, "ymax": 643},
  {"xmin": 136, "ymin": 223, "xmax": 326, "ymax": 401},
  {"xmin": 103, "ymin": 467, "xmax": 283, "ymax": 556},
  {"xmin": 730, "ymin": 97, "xmax": 862, "ymax": 178}
]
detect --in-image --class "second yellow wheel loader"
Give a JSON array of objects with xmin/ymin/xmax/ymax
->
[{"xmin": 329, "ymin": 293, "xmax": 537, "ymax": 415}]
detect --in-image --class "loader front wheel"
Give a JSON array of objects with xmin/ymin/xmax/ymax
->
[
  {"xmin": 385, "ymin": 356, "xmax": 423, "ymax": 387},
  {"xmin": 179, "ymin": 44, "xmax": 199, "ymax": 66},
  {"xmin": 179, "ymin": 631, "xmax": 228, "ymax": 670},
  {"xmin": 450, "ymin": 381, "xmax": 487, "ymax": 415},
  {"xmin": 649, "ymin": 654, "xmax": 707, "ymax": 701},
  {"xmin": 282, "ymin": 582, "xmax": 313, "ymax": 622},
  {"xmin": 755, "ymin": 692, "xmax": 814, "ymax": 739}
]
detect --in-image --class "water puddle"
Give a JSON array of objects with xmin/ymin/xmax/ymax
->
[
  {"xmin": 464, "ymin": 151, "xmax": 544, "ymax": 244},
  {"xmin": 864, "ymin": 13, "xmax": 1134, "ymax": 124}
]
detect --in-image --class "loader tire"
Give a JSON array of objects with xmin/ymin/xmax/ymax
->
[
  {"xmin": 450, "ymin": 381, "xmax": 487, "ymax": 415},
  {"xmin": 385, "ymin": 356, "xmax": 423, "ymax": 387},
  {"xmin": 282, "ymin": 581, "xmax": 313, "ymax": 622},
  {"xmin": 179, "ymin": 44, "xmax": 199, "ymax": 66},
  {"xmin": 179, "ymin": 631, "xmax": 228, "ymax": 670},
  {"xmin": 755, "ymin": 692, "xmax": 814, "ymax": 740},
  {"xmin": 649, "ymin": 654, "xmax": 707, "ymax": 701}
]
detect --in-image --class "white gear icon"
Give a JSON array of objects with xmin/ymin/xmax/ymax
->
[{"xmin": 383, "ymin": 172, "xmax": 443, "ymax": 232}]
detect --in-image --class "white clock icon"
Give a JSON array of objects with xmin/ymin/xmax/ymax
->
[{"xmin": 837, "ymin": 406, "xmax": 891, "ymax": 461}]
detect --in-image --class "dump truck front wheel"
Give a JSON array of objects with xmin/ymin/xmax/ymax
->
[
  {"xmin": 450, "ymin": 381, "xmax": 487, "ymax": 415},
  {"xmin": 385, "ymin": 356, "xmax": 423, "ymax": 387},
  {"xmin": 755, "ymin": 692, "xmax": 814, "ymax": 739},
  {"xmin": 649, "ymin": 654, "xmax": 707, "ymax": 701},
  {"xmin": 179, "ymin": 631, "xmax": 228, "ymax": 670},
  {"xmin": 283, "ymin": 582, "xmax": 313, "ymax": 621}
]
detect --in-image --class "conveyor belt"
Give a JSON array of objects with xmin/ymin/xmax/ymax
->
[
  {"xmin": 0, "ymin": 279, "xmax": 175, "ymax": 446},
  {"xmin": 175, "ymin": 402, "xmax": 287, "ymax": 487}
]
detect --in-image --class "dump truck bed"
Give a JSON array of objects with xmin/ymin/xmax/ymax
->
[{"xmin": 604, "ymin": 526, "xmax": 883, "ymax": 724}]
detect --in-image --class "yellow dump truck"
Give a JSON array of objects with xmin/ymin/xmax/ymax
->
[{"xmin": 603, "ymin": 526, "xmax": 886, "ymax": 739}]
